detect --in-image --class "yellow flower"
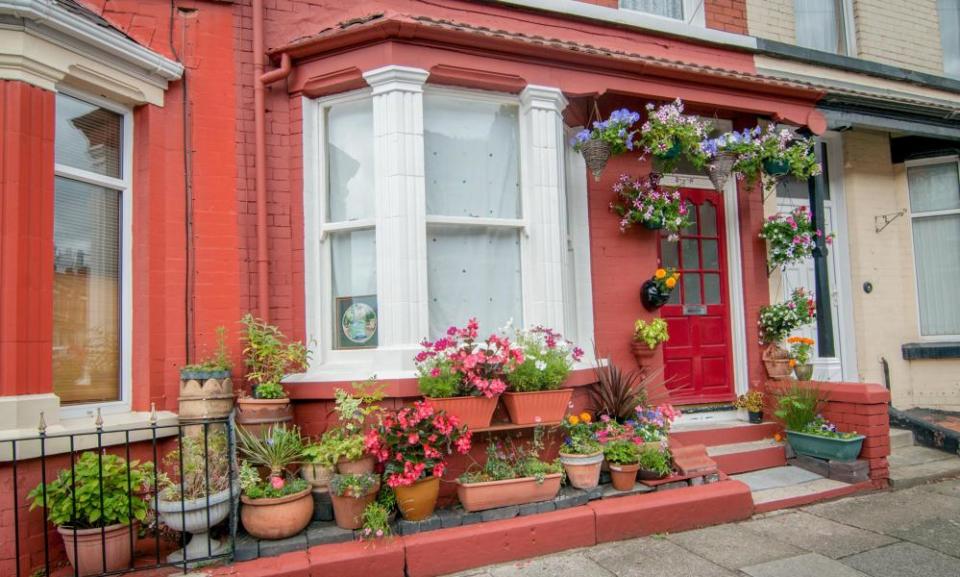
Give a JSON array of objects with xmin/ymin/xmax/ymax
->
[
  {"xmin": 568, "ymin": 415, "xmax": 580, "ymax": 425},
  {"xmin": 665, "ymin": 277, "xmax": 677, "ymax": 289},
  {"xmin": 655, "ymin": 268, "xmax": 667, "ymax": 279},
  {"xmin": 579, "ymin": 412, "xmax": 592, "ymax": 424}
]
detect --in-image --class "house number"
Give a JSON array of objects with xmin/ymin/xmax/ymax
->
[{"xmin": 682, "ymin": 304, "xmax": 707, "ymax": 316}]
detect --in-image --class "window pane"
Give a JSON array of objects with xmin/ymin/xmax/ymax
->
[
  {"xmin": 327, "ymin": 99, "xmax": 374, "ymax": 222},
  {"xmin": 699, "ymin": 202, "xmax": 717, "ymax": 236},
  {"xmin": 795, "ymin": 0, "xmax": 843, "ymax": 54},
  {"xmin": 53, "ymin": 177, "xmax": 121, "ymax": 404},
  {"xmin": 55, "ymin": 93, "xmax": 122, "ymax": 178},
  {"xmin": 619, "ymin": 0, "xmax": 682, "ymax": 19},
  {"xmin": 681, "ymin": 239, "xmax": 700, "ymax": 269},
  {"xmin": 681, "ymin": 203, "xmax": 698, "ymax": 234},
  {"xmin": 427, "ymin": 226, "xmax": 522, "ymax": 338},
  {"xmin": 660, "ymin": 236, "xmax": 679, "ymax": 268},
  {"xmin": 939, "ymin": 0, "xmax": 960, "ymax": 78},
  {"xmin": 682, "ymin": 272, "xmax": 701, "ymax": 305},
  {"xmin": 424, "ymin": 95, "xmax": 520, "ymax": 219},
  {"xmin": 913, "ymin": 214, "xmax": 960, "ymax": 336},
  {"xmin": 704, "ymin": 273, "xmax": 721, "ymax": 305},
  {"xmin": 907, "ymin": 163, "xmax": 960, "ymax": 213},
  {"xmin": 702, "ymin": 239, "xmax": 719, "ymax": 270},
  {"xmin": 331, "ymin": 229, "xmax": 378, "ymax": 348}
]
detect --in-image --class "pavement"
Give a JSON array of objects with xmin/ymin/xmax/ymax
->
[{"xmin": 445, "ymin": 477, "xmax": 960, "ymax": 577}]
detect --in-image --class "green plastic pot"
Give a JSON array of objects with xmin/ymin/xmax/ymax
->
[
  {"xmin": 786, "ymin": 430, "xmax": 865, "ymax": 462},
  {"xmin": 653, "ymin": 140, "xmax": 682, "ymax": 160},
  {"xmin": 763, "ymin": 157, "xmax": 790, "ymax": 177}
]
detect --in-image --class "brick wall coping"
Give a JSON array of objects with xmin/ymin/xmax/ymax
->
[{"xmin": 764, "ymin": 380, "xmax": 890, "ymax": 404}]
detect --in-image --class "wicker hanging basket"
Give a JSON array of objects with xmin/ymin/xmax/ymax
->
[
  {"xmin": 580, "ymin": 139, "xmax": 611, "ymax": 181},
  {"xmin": 707, "ymin": 152, "xmax": 736, "ymax": 192}
]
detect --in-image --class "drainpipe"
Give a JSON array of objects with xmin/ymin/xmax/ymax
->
[{"xmin": 253, "ymin": 0, "xmax": 291, "ymax": 321}]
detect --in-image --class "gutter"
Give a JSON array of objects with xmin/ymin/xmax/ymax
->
[{"xmin": 0, "ymin": 0, "xmax": 183, "ymax": 81}]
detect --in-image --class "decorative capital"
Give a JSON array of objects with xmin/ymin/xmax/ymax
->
[
  {"xmin": 520, "ymin": 85, "xmax": 568, "ymax": 113},
  {"xmin": 363, "ymin": 65, "xmax": 430, "ymax": 96}
]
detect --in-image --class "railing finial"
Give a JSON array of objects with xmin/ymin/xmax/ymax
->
[
  {"xmin": 37, "ymin": 411, "xmax": 46, "ymax": 435},
  {"xmin": 95, "ymin": 407, "xmax": 103, "ymax": 430},
  {"xmin": 149, "ymin": 402, "xmax": 158, "ymax": 425}
]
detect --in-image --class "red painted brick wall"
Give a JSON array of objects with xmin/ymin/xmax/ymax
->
[{"xmin": 705, "ymin": 0, "xmax": 748, "ymax": 34}]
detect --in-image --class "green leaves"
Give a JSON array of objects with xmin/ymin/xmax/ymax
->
[
  {"xmin": 242, "ymin": 314, "xmax": 310, "ymax": 397},
  {"xmin": 774, "ymin": 384, "xmax": 823, "ymax": 432},
  {"xmin": 236, "ymin": 424, "xmax": 305, "ymax": 475}
]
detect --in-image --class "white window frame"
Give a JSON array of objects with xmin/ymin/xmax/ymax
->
[
  {"xmin": 618, "ymin": 0, "xmax": 706, "ymax": 27},
  {"xmin": 54, "ymin": 87, "xmax": 133, "ymax": 419},
  {"xmin": 794, "ymin": 0, "xmax": 858, "ymax": 57},
  {"xmin": 905, "ymin": 155, "xmax": 960, "ymax": 341}
]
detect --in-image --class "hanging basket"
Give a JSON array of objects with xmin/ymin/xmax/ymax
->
[
  {"xmin": 707, "ymin": 152, "xmax": 736, "ymax": 192},
  {"xmin": 640, "ymin": 280, "xmax": 672, "ymax": 311},
  {"xmin": 762, "ymin": 344, "xmax": 793, "ymax": 380},
  {"xmin": 580, "ymin": 139, "xmax": 611, "ymax": 181}
]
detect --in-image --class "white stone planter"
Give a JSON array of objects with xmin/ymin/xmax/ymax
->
[{"xmin": 158, "ymin": 486, "xmax": 234, "ymax": 564}]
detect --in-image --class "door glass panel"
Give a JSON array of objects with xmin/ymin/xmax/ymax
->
[
  {"xmin": 702, "ymin": 239, "xmax": 719, "ymax": 270},
  {"xmin": 699, "ymin": 202, "xmax": 717, "ymax": 236},
  {"xmin": 683, "ymin": 273, "xmax": 701, "ymax": 304},
  {"xmin": 660, "ymin": 236, "xmax": 679, "ymax": 268},
  {"xmin": 704, "ymin": 273, "xmax": 721, "ymax": 305},
  {"xmin": 681, "ymin": 239, "xmax": 700, "ymax": 269},
  {"xmin": 682, "ymin": 203, "xmax": 698, "ymax": 234},
  {"xmin": 667, "ymin": 286, "xmax": 680, "ymax": 304}
]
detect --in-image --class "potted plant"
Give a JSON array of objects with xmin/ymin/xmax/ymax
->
[
  {"xmin": 236, "ymin": 425, "xmax": 313, "ymax": 540},
  {"xmin": 366, "ymin": 401, "xmax": 472, "ymax": 521},
  {"xmin": 457, "ymin": 428, "xmax": 563, "ymax": 512},
  {"xmin": 236, "ymin": 314, "xmax": 310, "ymax": 434},
  {"xmin": 359, "ymin": 500, "xmax": 393, "ymax": 540},
  {"xmin": 637, "ymin": 443, "xmax": 673, "ymax": 480},
  {"xmin": 323, "ymin": 382, "xmax": 384, "ymax": 474},
  {"xmin": 611, "ymin": 173, "xmax": 694, "ymax": 240},
  {"xmin": 329, "ymin": 473, "xmax": 380, "ymax": 530},
  {"xmin": 700, "ymin": 126, "xmax": 820, "ymax": 193},
  {"xmin": 558, "ymin": 412, "xmax": 604, "ymax": 489},
  {"xmin": 502, "ymin": 326, "xmax": 584, "ymax": 425},
  {"xmin": 300, "ymin": 439, "xmax": 335, "ymax": 491},
  {"xmin": 638, "ymin": 99, "xmax": 711, "ymax": 173},
  {"xmin": 157, "ymin": 430, "xmax": 233, "ymax": 564},
  {"xmin": 415, "ymin": 318, "xmax": 524, "ymax": 429},
  {"xmin": 28, "ymin": 453, "xmax": 154, "ymax": 577},
  {"xmin": 774, "ymin": 385, "xmax": 864, "ymax": 461},
  {"xmin": 589, "ymin": 356, "xmax": 667, "ymax": 423},
  {"xmin": 641, "ymin": 268, "xmax": 680, "ymax": 311},
  {"xmin": 631, "ymin": 318, "xmax": 669, "ymax": 367},
  {"xmin": 788, "ymin": 336, "xmax": 816, "ymax": 381},
  {"xmin": 759, "ymin": 288, "xmax": 816, "ymax": 380},
  {"xmin": 760, "ymin": 206, "xmax": 833, "ymax": 271},
  {"xmin": 604, "ymin": 439, "xmax": 641, "ymax": 491},
  {"xmin": 570, "ymin": 108, "xmax": 641, "ymax": 180},
  {"xmin": 734, "ymin": 390, "xmax": 765, "ymax": 424},
  {"xmin": 632, "ymin": 403, "xmax": 680, "ymax": 442},
  {"xmin": 179, "ymin": 326, "xmax": 234, "ymax": 421}
]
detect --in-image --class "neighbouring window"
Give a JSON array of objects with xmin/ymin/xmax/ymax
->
[
  {"xmin": 795, "ymin": 0, "xmax": 850, "ymax": 55},
  {"xmin": 939, "ymin": 0, "xmax": 960, "ymax": 78},
  {"xmin": 907, "ymin": 159, "xmax": 960, "ymax": 337},
  {"xmin": 53, "ymin": 93, "xmax": 126, "ymax": 404},
  {"xmin": 619, "ymin": 0, "xmax": 683, "ymax": 20}
]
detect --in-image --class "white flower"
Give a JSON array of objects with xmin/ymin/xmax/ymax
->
[{"xmin": 535, "ymin": 360, "xmax": 547, "ymax": 371}]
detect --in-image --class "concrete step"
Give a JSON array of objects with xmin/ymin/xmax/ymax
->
[
  {"xmin": 732, "ymin": 465, "xmax": 862, "ymax": 513},
  {"xmin": 889, "ymin": 427, "xmax": 915, "ymax": 449},
  {"xmin": 707, "ymin": 438, "xmax": 787, "ymax": 475},
  {"xmin": 671, "ymin": 421, "xmax": 781, "ymax": 448},
  {"xmin": 889, "ymin": 445, "xmax": 960, "ymax": 489}
]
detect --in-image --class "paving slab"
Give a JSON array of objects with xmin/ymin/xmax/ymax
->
[
  {"xmin": 741, "ymin": 553, "xmax": 870, "ymax": 577},
  {"xmin": 740, "ymin": 510, "xmax": 898, "ymax": 559},
  {"xmin": 803, "ymin": 486, "xmax": 960, "ymax": 535},
  {"xmin": 888, "ymin": 445, "xmax": 958, "ymax": 468},
  {"xmin": 586, "ymin": 536, "xmax": 737, "ymax": 577},
  {"xmin": 841, "ymin": 542, "xmax": 960, "ymax": 577},
  {"xmin": 890, "ymin": 454, "xmax": 960, "ymax": 489},
  {"xmin": 751, "ymin": 478, "xmax": 850, "ymax": 505},
  {"xmin": 889, "ymin": 428, "xmax": 914, "ymax": 449},
  {"xmin": 925, "ymin": 478, "xmax": 960, "ymax": 499},
  {"xmin": 487, "ymin": 552, "xmax": 615, "ymax": 577},
  {"xmin": 886, "ymin": 517, "xmax": 960, "ymax": 559},
  {"xmin": 665, "ymin": 523, "xmax": 803, "ymax": 570},
  {"xmin": 732, "ymin": 465, "xmax": 823, "ymax": 491}
]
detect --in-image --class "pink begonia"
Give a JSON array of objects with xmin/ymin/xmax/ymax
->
[{"xmin": 270, "ymin": 476, "xmax": 285, "ymax": 490}]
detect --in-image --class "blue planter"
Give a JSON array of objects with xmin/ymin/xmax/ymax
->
[
  {"xmin": 786, "ymin": 430, "xmax": 865, "ymax": 462},
  {"xmin": 763, "ymin": 158, "xmax": 790, "ymax": 177}
]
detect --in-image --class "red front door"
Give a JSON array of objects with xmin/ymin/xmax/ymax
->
[{"xmin": 659, "ymin": 188, "xmax": 735, "ymax": 405}]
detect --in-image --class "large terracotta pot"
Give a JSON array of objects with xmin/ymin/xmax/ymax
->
[
  {"xmin": 425, "ymin": 395, "xmax": 498, "ymax": 430},
  {"xmin": 608, "ymin": 463, "xmax": 640, "ymax": 491},
  {"xmin": 240, "ymin": 487, "xmax": 313, "ymax": 540},
  {"xmin": 501, "ymin": 389, "xmax": 572, "ymax": 425},
  {"xmin": 336, "ymin": 454, "xmax": 375, "ymax": 475},
  {"xmin": 235, "ymin": 397, "xmax": 293, "ymax": 435},
  {"xmin": 630, "ymin": 342, "xmax": 658, "ymax": 368},
  {"xmin": 330, "ymin": 482, "xmax": 379, "ymax": 530},
  {"xmin": 58, "ymin": 523, "xmax": 135, "ymax": 577},
  {"xmin": 638, "ymin": 468, "xmax": 670, "ymax": 480},
  {"xmin": 457, "ymin": 474, "xmax": 562, "ymax": 512},
  {"xmin": 762, "ymin": 344, "xmax": 793, "ymax": 380},
  {"xmin": 394, "ymin": 475, "xmax": 440, "ymax": 521},
  {"xmin": 301, "ymin": 462, "xmax": 335, "ymax": 489},
  {"xmin": 178, "ymin": 370, "xmax": 234, "ymax": 422},
  {"xmin": 558, "ymin": 451, "xmax": 604, "ymax": 489}
]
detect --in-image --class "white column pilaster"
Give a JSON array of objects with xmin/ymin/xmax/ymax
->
[
  {"xmin": 520, "ymin": 85, "xmax": 569, "ymax": 333},
  {"xmin": 363, "ymin": 65, "xmax": 430, "ymax": 355}
]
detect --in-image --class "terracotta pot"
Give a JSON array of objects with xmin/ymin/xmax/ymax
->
[
  {"xmin": 235, "ymin": 397, "xmax": 293, "ymax": 436},
  {"xmin": 58, "ymin": 523, "xmax": 135, "ymax": 577},
  {"xmin": 395, "ymin": 475, "xmax": 440, "ymax": 521},
  {"xmin": 457, "ymin": 474, "xmax": 562, "ymax": 512},
  {"xmin": 630, "ymin": 341, "xmax": 658, "ymax": 368},
  {"xmin": 559, "ymin": 451, "xmax": 604, "ymax": 489},
  {"xmin": 794, "ymin": 363, "xmax": 814, "ymax": 381},
  {"xmin": 336, "ymin": 454, "xmax": 375, "ymax": 475},
  {"xmin": 178, "ymin": 370, "xmax": 234, "ymax": 422},
  {"xmin": 301, "ymin": 462, "xmax": 335, "ymax": 489},
  {"xmin": 762, "ymin": 344, "xmax": 793, "ymax": 380},
  {"xmin": 501, "ymin": 389, "xmax": 572, "ymax": 425},
  {"xmin": 608, "ymin": 463, "xmax": 640, "ymax": 491},
  {"xmin": 425, "ymin": 395, "xmax": 498, "ymax": 430},
  {"xmin": 330, "ymin": 482, "xmax": 379, "ymax": 530},
  {"xmin": 240, "ymin": 487, "xmax": 313, "ymax": 540}
]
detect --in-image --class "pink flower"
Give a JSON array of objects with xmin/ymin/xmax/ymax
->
[
  {"xmin": 408, "ymin": 432, "xmax": 420, "ymax": 445},
  {"xmin": 270, "ymin": 476, "xmax": 285, "ymax": 490}
]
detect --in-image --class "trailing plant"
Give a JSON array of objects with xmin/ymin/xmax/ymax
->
[
  {"xmin": 182, "ymin": 326, "xmax": 232, "ymax": 372},
  {"xmin": 610, "ymin": 173, "xmax": 693, "ymax": 239},
  {"xmin": 28, "ymin": 452, "xmax": 155, "ymax": 529},
  {"xmin": 329, "ymin": 473, "xmax": 379, "ymax": 498},
  {"xmin": 700, "ymin": 126, "xmax": 820, "ymax": 189},
  {"xmin": 633, "ymin": 318, "xmax": 669, "ymax": 350},
  {"xmin": 560, "ymin": 412, "xmax": 602, "ymax": 455},
  {"xmin": 459, "ymin": 427, "xmax": 562, "ymax": 484},
  {"xmin": 415, "ymin": 318, "xmax": 524, "ymax": 398},
  {"xmin": 241, "ymin": 314, "xmax": 310, "ymax": 399},
  {"xmin": 799, "ymin": 416, "xmax": 859, "ymax": 439},
  {"xmin": 637, "ymin": 444, "xmax": 673, "ymax": 477},
  {"xmin": 238, "ymin": 461, "xmax": 308, "ymax": 500},
  {"xmin": 236, "ymin": 424, "xmax": 305, "ymax": 476},
  {"xmin": 365, "ymin": 401, "xmax": 472, "ymax": 488},
  {"xmin": 638, "ymin": 99, "xmax": 711, "ymax": 171},
  {"xmin": 603, "ymin": 439, "xmax": 641, "ymax": 465},
  {"xmin": 360, "ymin": 502, "xmax": 393, "ymax": 540},
  {"xmin": 734, "ymin": 390, "xmax": 765, "ymax": 413},
  {"xmin": 773, "ymin": 384, "xmax": 823, "ymax": 432},
  {"xmin": 159, "ymin": 430, "xmax": 231, "ymax": 501},
  {"xmin": 787, "ymin": 336, "xmax": 815, "ymax": 367},
  {"xmin": 760, "ymin": 206, "xmax": 833, "ymax": 270},
  {"xmin": 570, "ymin": 108, "xmax": 641, "ymax": 155},
  {"xmin": 758, "ymin": 288, "xmax": 816, "ymax": 345},
  {"xmin": 506, "ymin": 325, "xmax": 584, "ymax": 393}
]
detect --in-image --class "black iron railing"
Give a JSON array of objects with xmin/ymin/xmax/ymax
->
[{"xmin": 4, "ymin": 407, "xmax": 237, "ymax": 577}]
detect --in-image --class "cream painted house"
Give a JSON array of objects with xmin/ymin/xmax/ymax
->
[{"xmin": 747, "ymin": 0, "xmax": 960, "ymax": 411}]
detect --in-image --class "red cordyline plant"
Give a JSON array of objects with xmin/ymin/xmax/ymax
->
[
  {"xmin": 415, "ymin": 318, "xmax": 525, "ymax": 398},
  {"xmin": 365, "ymin": 401, "xmax": 472, "ymax": 488}
]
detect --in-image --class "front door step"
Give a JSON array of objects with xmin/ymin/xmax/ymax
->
[
  {"xmin": 732, "ymin": 465, "xmax": 864, "ymax": 513},
  {"xmin": 707, "ymin": 438, "xmax": 786, "ymax": 475}
]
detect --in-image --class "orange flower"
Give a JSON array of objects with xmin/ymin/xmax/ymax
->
[
  {"xmin": 655, "ymin": 269, "xmax": 667, "ymax": 279},
  {"xmin": 788, "ymin": 359, "xmax": 797, "ymax": 367},
  {"xmin": 773, "ymin": 432, "xmax": 784, "ymax": 442},
  {"xmin": 579, "ymin": 412, "xmax": 592, "ymax": 423},
  {"xmin": 568, "ymin": 415, "xmax": 580, "ymax": 425},
  {"xmin": 665, "ymin": 277, "xmax": 677, "ymax": 289}
]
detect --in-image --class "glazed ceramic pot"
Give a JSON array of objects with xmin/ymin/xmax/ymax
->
[
  {"xmin": 608, "ymin": 463, "xmax": 640, "ymax": 491},
  {"xmin": 794, "ymin": 363, "xmax": 814, "ymax": 381},
  {"xmin": 336, "ymin": 454, "xmax": 376, "ymax": 475},
  {"xmin": 559, "ymin": 451, "xmax": 604, "ymax": 489},
  {"xmin": 395, "ymin": 475, "xmax": 440, "ymax": 521},
  {"xmin": 330, "ymin": 482, "xmax": 379, "ymax": 530},
  {"xmin": 457, "ymin": 474, "xmax": 563, "ymax": 512},
  {"xmin": 653, "ymin": 140, "xmax": 682, "ymax": 161},
  {"xmin": 763, "ymin": 157, "xmax": 791, "ymax": 177},
  {"xmin": 240, "ymin": 487, "xmax": 313, "ymax": 540},
  {"xmin": 158, "ymin": 487, "xmax": 233, "ymax": 564},
  {"xmin": 235, "ymin": 397, "xmax": 293, "ymax": 435},
  {"xmin": 640, "ymin": 280, "xmax": 672, "ymax": 311},
  {"xmin": 786, "ymin": 430, "xmax": 865, "ymax": 462},
  {"xmin": 425, "ymin": 395, "xmax": 499, "ymax": 430},
  {"xmin": 58, "ymin": 523, "xmax": 135, "ymax": 577},
  {"xmin": 501, "ymin": 389, "xmax": 573, "ymax": 425}
]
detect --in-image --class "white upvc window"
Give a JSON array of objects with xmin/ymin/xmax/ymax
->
[
  {"xmin": 906, "ymin": 157, "xmax": 960, "ymax": 339},
  {"xmin": 618, "ymin": 0, "xmax": 706, "ymax": 26},
  {"xmin": 53, "ymin": 89, "xmax": 133, "ymax": 417},
  {"xmin": 302, "ymin": 68, "xmax": 589, "ymax": 377},
  {"xmin": 939, "ymin": 0, "xmax": 960, "ymax": 79},
  {"xmin": 794, "ymin": 0, "xmax": 857, "ymax": 56}
]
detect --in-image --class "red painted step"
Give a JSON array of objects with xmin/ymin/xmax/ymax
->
[
  {"xmin": 707, "ymin": 439, "xmax": 787, "ymax": 475},
  {"xmin": 671, "ymin": 421, "xmax": 781, "ymax": 448}
]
